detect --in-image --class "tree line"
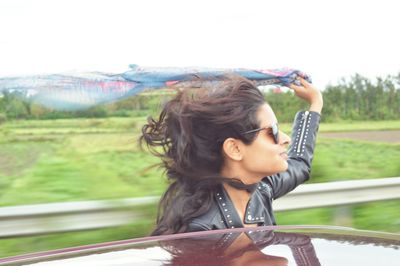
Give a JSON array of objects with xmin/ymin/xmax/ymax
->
[
  {"xmin": 263, "ymin": 73, "xmax": 400, "ymax": 122},
  {"xmin": 1, "ymin": 73, "xmax": 399, "ymax": 124}
]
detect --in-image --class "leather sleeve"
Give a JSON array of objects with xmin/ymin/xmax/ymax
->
[
  {"xmin": 186, "ymin": 221, "xmax": 211, "ymax": 232},
  {"xmin": 263, "ymin": 110, "xmax": 321, "ymax": 199}
]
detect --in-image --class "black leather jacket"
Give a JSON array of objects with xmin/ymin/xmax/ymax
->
[{"xmin": 186, "ymin": 110, "xmax": 321, "ymax": 232}]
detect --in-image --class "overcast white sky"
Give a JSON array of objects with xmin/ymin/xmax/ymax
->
[{"xmin": 0, "ymin": 0, "xmax": 399, "ymax": 89}]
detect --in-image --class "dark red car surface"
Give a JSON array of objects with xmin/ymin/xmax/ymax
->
[{"xmin": 1, "ymin": 225, "xmax": 399, "ymax": 265}]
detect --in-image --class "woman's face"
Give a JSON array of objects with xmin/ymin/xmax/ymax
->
[{"xmin": 241, "ymin": 103, "xmax": 291, "ymax": 178}]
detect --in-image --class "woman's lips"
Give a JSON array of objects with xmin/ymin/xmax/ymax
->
[{"xmin": 280, "ymin": 152, "xmax": 288, "ymax": 160}]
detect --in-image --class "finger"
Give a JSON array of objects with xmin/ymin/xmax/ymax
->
[
  {"xmin": 299, "ymin": 77, "xmax": 311, "ymax": 87},
  {"xmin": 288, "ymin": 83, "xmax": 303, "ymax": 91}
]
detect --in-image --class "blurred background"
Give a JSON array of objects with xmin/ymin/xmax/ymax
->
[{"xmin": 0, "ymin": 0, "xmax": 399, "ymax": 258}]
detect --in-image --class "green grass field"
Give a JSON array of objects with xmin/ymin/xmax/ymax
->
[{"xmin": 0, "ymin": 116, "xmax": 399, "ymax": 257}]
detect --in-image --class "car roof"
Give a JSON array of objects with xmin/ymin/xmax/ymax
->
[{"xmin": 1, "ymin": 225, "xmax": 399, "ymax": 266}]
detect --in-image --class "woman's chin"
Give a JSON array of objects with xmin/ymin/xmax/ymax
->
[
  {"xmin": 280, "ymin": 161, "xmax": 289, "ymax": 172},
  {"xmin": 267, "ymin": 162, "xmax": 289, "ymax": 176}
]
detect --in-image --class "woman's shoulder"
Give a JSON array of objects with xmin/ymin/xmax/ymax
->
[{"xmin": 186, "ymin": 202, "xmax": 224, "ymax": 232}]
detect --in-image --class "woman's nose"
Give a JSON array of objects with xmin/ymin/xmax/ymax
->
[{"xmin": 279, "ymin": 130, "xmax": 291, "ymax": 146}]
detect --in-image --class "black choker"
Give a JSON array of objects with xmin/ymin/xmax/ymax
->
[{"xmin": 225, "ymin": 180, "xmax": 258, "ymax": 193}]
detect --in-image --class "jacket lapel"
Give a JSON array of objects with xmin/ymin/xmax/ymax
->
[
  {"xmin": 243, "ymin": 188, "xmax": 266, "ymax": 224},
  {"xmin": 215, "ymin": 185, "xmax": 243, "ymax": 228}
]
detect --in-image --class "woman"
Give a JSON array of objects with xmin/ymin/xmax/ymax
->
[{"xmin": 141, "ymin": 76, "xmax": 323, "ymax": 235}]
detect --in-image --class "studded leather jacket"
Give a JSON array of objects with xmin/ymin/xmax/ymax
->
[{"xmin": 186, "ymin": 110, "xmax": 321, "ymax": 232}]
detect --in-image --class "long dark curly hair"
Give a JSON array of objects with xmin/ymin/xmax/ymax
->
[{"xmin": 140, "ymin": 77, "xmax": 266, "ymax": 235}]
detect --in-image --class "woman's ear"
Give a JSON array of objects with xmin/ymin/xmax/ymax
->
[{"xmin": 222, "ymin": 138, "xmax": 244, "ymax": 161}]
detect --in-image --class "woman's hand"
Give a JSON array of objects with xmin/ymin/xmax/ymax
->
[{"xmin": 289, "ymin": 77, "xmax": 323, "ymax": 114}]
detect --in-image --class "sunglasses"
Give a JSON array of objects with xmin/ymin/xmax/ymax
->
[{"xmin": 241, "ymin": 122, "xmax": 279, "ymax": 144}]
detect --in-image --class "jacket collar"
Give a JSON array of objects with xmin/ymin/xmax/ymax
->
[{"xmin": 215, "ymin": 183, "xmax": 266, "ymax": 228}]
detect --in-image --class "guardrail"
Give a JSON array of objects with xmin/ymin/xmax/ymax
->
[{"xmin": 1, "ymin": 177, "xmax": 399, "ymax": 238}]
